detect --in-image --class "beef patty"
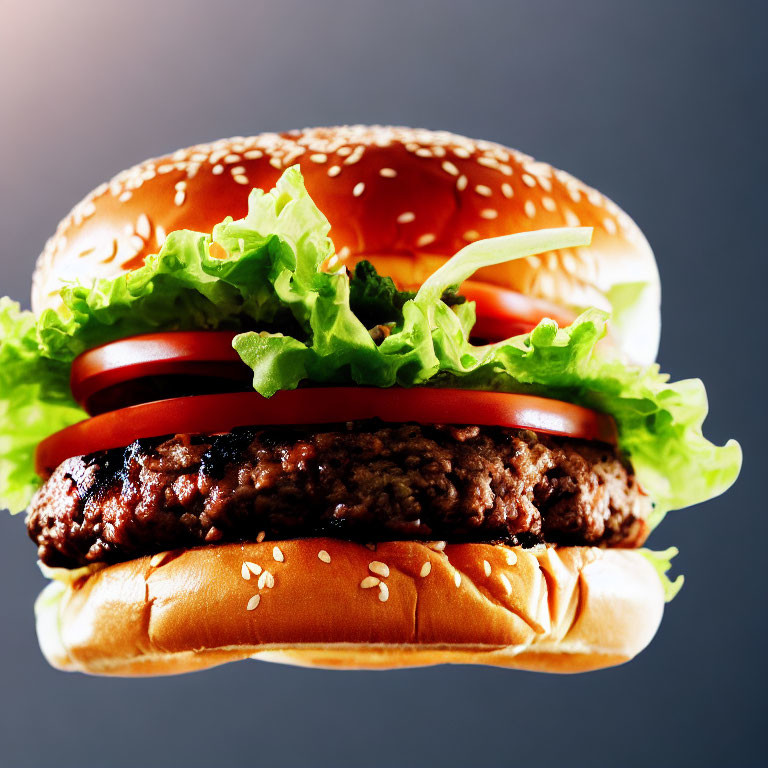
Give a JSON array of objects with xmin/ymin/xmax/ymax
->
[{"xmin": 27, "ymin": 422, "xmax": 650, "ymax": 568}]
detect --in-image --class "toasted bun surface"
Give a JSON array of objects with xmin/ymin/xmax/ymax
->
[
  {"xmin": 36, "ymin": 538, "xmax": 664, "ymax": 676},
  {"xmin": 32, "ymin": 126, "xmax": 660, "ymax": 364}
]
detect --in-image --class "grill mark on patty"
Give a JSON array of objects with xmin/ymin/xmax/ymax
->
[{"xmin": 27, "ymin": 421, "xmax": 650, "ymax": 569}]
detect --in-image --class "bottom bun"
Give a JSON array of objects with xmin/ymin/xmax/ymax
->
[{"xmin": 35, "ymin": 538, "xmax": 664, "ymax": 676}]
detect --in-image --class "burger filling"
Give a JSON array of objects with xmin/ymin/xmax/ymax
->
[
  {"xmin": 1, "ymin": 166, "xmax": 739, "ymax": 605},
  {"xmin": 27, "ymin": 422, "xmax": 649, "ymax": 568}
]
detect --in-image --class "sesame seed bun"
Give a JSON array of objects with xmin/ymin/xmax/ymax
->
[
  {"xmin": 32, "ymin": 126, "xmax": 660, "ymax": 364},
  {"xmin": 35, "ymin": 539, "xmax": 664, "ymax": 676}
]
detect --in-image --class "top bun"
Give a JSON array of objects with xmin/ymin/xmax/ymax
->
[{"xmin": 32, "ymin": 126, "xmax": 660, "ymax": 364}]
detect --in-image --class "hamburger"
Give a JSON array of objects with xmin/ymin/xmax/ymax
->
[{"xmin": 0, "ymin": 125, "xmax": 740, "ymax": 675}]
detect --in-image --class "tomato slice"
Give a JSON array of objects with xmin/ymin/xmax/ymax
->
[
  {"xmin": 71, "ymin": 283, "xmax": 576, "ymax": 413},
  {"xmin": 461, "ymin": 280, "xmax": 576, "ymax": 342},
  {"xmin": 36, "ymin": 388, "xmax": 617, "ymax": 476},
  {"xmin": 71, "ymin": 331, "xmax": 248, "ymax": 412}
]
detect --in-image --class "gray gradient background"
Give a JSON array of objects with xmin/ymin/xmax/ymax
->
[{"xmin": 0, "ymin": 1, "xmax": 764, "ymax": 766}]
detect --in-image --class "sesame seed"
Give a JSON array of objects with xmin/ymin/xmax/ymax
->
[
  {"xmin": 273, "ymin": 546, "xmax": 284, "ymax": 562},
  {"xmin": 456, "ymin": 175, "xmax": 468, "ymax": 191},
  {"xmin": 241, "ymin": 563, "xmax": 251, "ymax": 580},
  {"xmin": 569, "ymin": 188, "xmax": 582, "ymax": 203},
  {"xmin": 310, "ymin": 153, "xmax": 328, "ymax": 163},
  {"xmin": 417, "ymin": 233, "xmax": 436, "ymax": 247},
  {"xmin": 604, "ymin": 217, "xmax": 618, "ymax": 235},
  {"xmin": 158, "ymin": 164, "xmax": 175, "ymax": 174},
  {"xmin": 587, "ymin": 190, "xmax": 602, "ymax": 206},
  {"xmin": 378, "ymin": 582, "xmax": 389, "ymax": 602},
  {"xmin": 500, "ymin": 574, "xmax": 512, "ymax": 594},
  {"xmin": 361, "ymin": 576, "xmax": 380, "ymax": 589},
  {"xmin": 327, "ymin": 165, "xmax": 341, "ymax": 177},
  {"xmin": 483, "ymin": 560, "xmax": 492, "ymax": 577},
  {"xmin": 442, "ymin": 160, "xmax": 459, "ymax": 176},
  {"xmin": 256, "ymin": 531, "xmax": 266, "ymax": 542},
  {"xmin": 499, "ymin": 164, "xmax": 513, "ymax": 176},
  {"xmin": 318, "ymin": 550, "xmax": 331, "ymax": 564},
  {"xmin": 369, "ymin": 561, "xmax": 390, "ymax": 578},
  {"xmin": 119, "ymin": 191, "xmax": 132, "ymax": 203},
  {"xmin": 174, "ymin": 180, "xmax": 187, "ymax": 190},
  {"xmin": 244, "ymin": 150, "xmax": 263, "ymax": 159},
  {"xmin": 337, "ymin": 146, "xmax": 353, "ymax": 156},
  {"xmin": 224, "ymin": 154, "xmax": 241, "ymax": 164},
  {"xmin": 463, "ymin": 230, "xmax": 480, "ymax": 242},
  {"xmin": 155, "ymin": 226, "xmax": 167, "ymax": 246},
  {"xmin": 397, "ymin": 211, "xmax": 416, "ymax": 224},
  {"xmin": 344, "ymin": 146, "xmax": 365, "ymax": 165},
  {"xmin": 246, "ymin": 561, "xmax": 262, "ymax": 576},
  {"xmin": 230, "ymin": 165, "xmax": 246, "ymax": 175},
  {"xmin": 415, "ymin": 148, "xmax": 432, "ymax": 158},
  {"xmin": 379, "ymin": 167, "xmax": 397, "ymax": 177},
  {"xmin": 501, "ymin": 183, "xmax": 514, "ymax": 199},
  {"xmin": 475, "ymin": 184, "xmax": 492, "ymax": 197},
  {"xmin": 477, "ymin": 157, "xmax": 500, "ymax": 169},
  {"xmin": 353, "ymin": 182, "xmax": 365, "ymax": 197},
  {"xmin": 453, "ymin": 147, "xmax": 471, "ymax": 158},
  {"xmin": 524, "ymin": 200, "xmax": 536, "ymax": 218},
  {"xmin": 233, "ymin": 175, "xmax": 249, "ymax": 185},
  {"xmin": 429, "ymin": 541, "xmax": 447, "ymax": 551},
  {"xmin": 129, "ymin": 235, "xmax": 145, "ymax": 251},
  {"xmin": 420, "ymin": 562, "xmax": 432, "ymax": 577},
  {"xmin": 246, "ymin": 594, "xmax": 261, "ymax": 611},
  {"xmin": 212, "ymin": 164, "xmax": 224, "ymax": 175},
  {"xmin": 505, "ymin": 550, "xmax": 518, "ymax": 565},
  {"xmin": 136, "ymin": 214, "xmax": 151, "ymax": 239},
  {"xmin": 522, "ymin": 174, "xmax": 537, "ymax": 188},
  {"xmin": 269, "ymin": 157, "xmax": 282, "ymax": 169},
  {"xmin": 454, "ymin": 571, "xmax": 461, "ymax": 588},
  {"xmin": 480, "ymin": 209, "xmax": 498, "ymax": 220},
  {"xmin": 258, "ymin": 570, "xmax": 275, "ymax": 589},
  {"xmin": 149, "ymin": 552, "xmax": 167, "ymax": 567},
  {"xmin": 174, "ymin": 190, "xmax": 186, "ymax": 206},
  {"xmin": 542, "ymin": 196, "xmax": 557, "ymax": 212},
  {"xmin": 565, "ymin": 210, "xmax": 581, "ymax": 227},
  {"xmin": 338, "ymin": 245, "xmax": 351, "ymax": 258}
]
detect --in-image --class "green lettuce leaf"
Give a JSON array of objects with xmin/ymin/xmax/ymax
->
[
  {"xmin": 0, "ymin": 299, "xmax": 86, "ymax": 513},
  {"xmin": 348, "ymin": 260, "xmax": 466, "ymax": 329},
  {"xmin": 639, "ymin": 547, "xmax": 684, "ymax": 602},
  {"xmin": 35, "ymin": 166, "xmax": 335, "ymax": 363}
]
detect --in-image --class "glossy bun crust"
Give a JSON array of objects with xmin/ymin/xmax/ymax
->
[
  {"xmin": 36, "ymin": 539, "xmax": 664, "ymax": 676},
  {"xmin": 32, "ymin": 126, "xmax": 660, "ymax": 363}
]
